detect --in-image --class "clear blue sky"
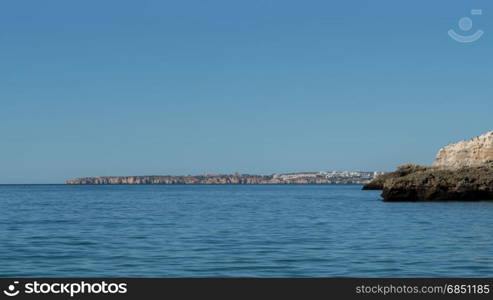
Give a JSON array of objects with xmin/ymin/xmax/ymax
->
[{"xmin": 1, "ymin": 0, "xmax": 492, "ymax": 183}]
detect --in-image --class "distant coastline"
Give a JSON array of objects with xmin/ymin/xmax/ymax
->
[{"xmin": 66, "ymin": 171, "xmax": 384, "ymax": 185}]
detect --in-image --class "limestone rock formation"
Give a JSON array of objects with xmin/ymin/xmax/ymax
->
[
  {"xmin": 363, "ymin": 131, "xmax": 493, "ymax": 201},
  {"xmin": 434, "ymin": 131, "xmax": 493, "ymax": 168}
]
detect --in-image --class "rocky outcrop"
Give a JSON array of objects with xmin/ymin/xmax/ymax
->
[
  {"xmin": 362, "ymin": 164, "xmax": 433, "ymax": 190},
  {"xmin": 382, "ymin": 164, "xmax": 493, "ymax": 201},
  {"xmin": 364, "ymin": 131, "xmax": 493, "ymax": 201},
  {"xmin": 434, "ymin": 131, "xmax": 493, "ymax": 168}
]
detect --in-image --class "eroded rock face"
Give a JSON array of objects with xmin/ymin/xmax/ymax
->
[
  {"xmin": 363, "ymin": 131, "xmax": 493, "ymax": 201},
  {"xmin": 381, "ymin": 164, "xmax": 493, "ymax": 201},
  {"xmin": 433, "ymin": 131, "xmax": 493, "ymax": 168},
  {"xmin": 362, "ymin": 164, "xmax": 433, "ymax": 190}
]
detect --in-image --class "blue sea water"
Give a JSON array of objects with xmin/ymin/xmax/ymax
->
[{"xmin": 0, "ymin": 184, "xmax": 492, "ymax": 277}]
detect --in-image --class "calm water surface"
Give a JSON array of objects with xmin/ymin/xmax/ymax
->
[{"xmin": 1, "ymin": 185, "xmax": 492, "ymax": 277}]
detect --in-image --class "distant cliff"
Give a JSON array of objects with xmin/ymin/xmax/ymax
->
[
  {"xmin": 434, "ymin": 131, "xmax": 493, "ymax": 168},
  {"xmin": 66, "ymin": 172, "xmax": 380, "ymax": 185},
  {"xmin": 67, "ymin": 175, "xmax": 275, "ymax": 185}
]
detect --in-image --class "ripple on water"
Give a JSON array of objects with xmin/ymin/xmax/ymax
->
[{"xmin": 1, "ymin": 185, "xmax": 493, "ymax": 277}]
